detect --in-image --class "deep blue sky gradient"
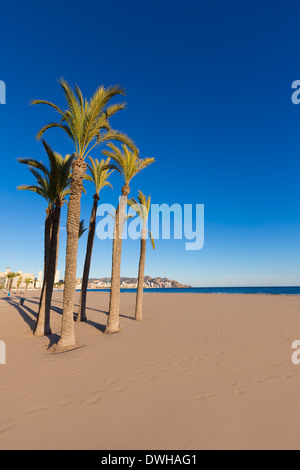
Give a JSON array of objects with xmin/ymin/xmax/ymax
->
[{"xmin": 0, "ymin": 0, "xmax": 300, "ymax": 286}]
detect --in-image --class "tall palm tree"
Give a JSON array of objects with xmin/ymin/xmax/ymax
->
[
  {"xmin": 128, "ymin": 192, "xmax": 155, "ymax": 321},
  {"xmin": 18, "ymin": 158, "xmax": 54, "ymax": 284},
  {"xmin": 24, "ymin": 278, "xmax": 33, "ymax": 295},
  {"xmin": 16, "ymin": 276, "xmax": 23, "ymax": 293},
  {"xmin": 77, "ymin": 157, "xmax": 113, "ymax": 322},
  {"xmin": 18, "ymin": 141, "xmax": 73, "ymax": 336},
  {"xmin": 41, "ymin": 145, "xmax": 74, "ymax": 337},
  {"xmin": 32, "ymin": 79, "xmax": 134, "ymax": 352},
  {"xmin": 102, "ymin": 143, "xmax": 154, "ymax": 333},
  {"xmin": 6, "ymin": 272, "xmax": 19, "ymax": 296}
]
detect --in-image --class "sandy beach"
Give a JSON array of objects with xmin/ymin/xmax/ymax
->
[{"xmin": 0, "ymin": 291, "xmax": 298, "ymax": 450}]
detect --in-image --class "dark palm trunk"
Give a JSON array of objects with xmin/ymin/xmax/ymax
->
[
  {"xmin": 106, "ymin": 185, "xmax": 130, "ymax": 334},
  {"xmin": 77, "ymin": 194, "xmax": 100, "ymax": 322},
  {"xmin": 54, "ymin": 157, "xmax": 86, "ymax": 352},
  {"xmin": 43, "ymin": 202, "xmax": 61, "ymax": 334},
  {"xmin": 34, "ymin": 208, "xmax": 53, "ymax": 337},
  {"xmin": 135, "ymin": 227, "xmax": 147, "ymax": 321}
]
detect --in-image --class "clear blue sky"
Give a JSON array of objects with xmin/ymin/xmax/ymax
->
[{"xmin": 0, "ymin": 0, "xmax": 300, "ymax": 287}]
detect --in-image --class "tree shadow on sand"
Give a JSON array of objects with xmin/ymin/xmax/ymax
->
[
  {"xmin": 5, "ymin": 297, "xmax": 37, "ymax": 331},
  {"xmin": 46, "ymin": 333, "xmax": 60, "ymax": 349},
  {"xmin": 15, "ymin": 297, "xmax": 135, "ymax": 335},
  {"xmin": 5, "ymin": 298, "xmax": 61, "ymax": 348}
]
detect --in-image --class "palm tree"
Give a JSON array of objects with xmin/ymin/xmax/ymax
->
[
  {"xmin": 16, "ymin": 276, "xmax": 23, "ymax": 293},
  {"xmin": 32, "ymin": 79, "xmax": 135, "ymax": 352},
  {"xmin": 24, "ymin": 278, "xmax": 33, "ymax": 295},
  {"xmin": 18, "ymin": 141, "xmax": 73, "ymax": 336},
  {"xmin": 77, "ymin": 158, "xmax": 113, "ymax": 322},
  {"xmin": 18, "ymin": 157, "xmax": 54, "ymax": 285},
  {"xmin": 128, "ymin": 192, "xmax": 155, "ymax": 321},
  {"xmin": 102, "ymin": 144, "xmax": 154, "ymax": 333},
  {"xmin": 6, "ymin": 272, "xmax": 19, "ymax": 296}
]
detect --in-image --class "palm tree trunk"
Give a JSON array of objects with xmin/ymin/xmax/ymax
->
[
  {"xmin": 8, "ymin": 279, "xmax": 12, "ymax": 296},
  {"xmin": 106, "ymin": 186, "xmax": 129, "ymax": 334},
  {"xmin": 55, "ymin": 219, "xmax": 60, "ymax": 273},
  {"xmin": 44, "ymin": 208, "xmax": 52, "ymax": 280},
  {"xmin": 77, "ymin": 194, "xmax": 99, "ymax": 322},
  {"xmin": 54, "ymin": 157, "xmax": 86, "ymax": 352},
  {"xmin": 37, "ymin": 203, "xmax": 61, "ymax": 336},
  {"xmin": 34, "ymin": 209, "xmax": 53, "ymax": 337},
  {"xmin": 135, "ymin": 227, "xmax": 147, "ymax": 321}
]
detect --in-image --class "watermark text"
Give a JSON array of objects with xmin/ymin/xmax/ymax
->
[
  {"xmin": 0, "ymin": 80, "xmax": 6, "ymax": 104},
  {"xmin": 0, "ymin": 341, "xmax": 6, "ymax": 365}
]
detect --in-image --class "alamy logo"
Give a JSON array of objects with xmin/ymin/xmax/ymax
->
[
  {"xmin": 0, "ymin": 341, "xmax": 6, "ymax": 365},
  {"xmin": 0, "ymin": 80, "xmax": 6, "ymax": 104},
  {"xmin": 96, "ymin": 200, "xmax": 205, "ymax": 251}
]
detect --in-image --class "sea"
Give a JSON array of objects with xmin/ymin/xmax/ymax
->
[{"xmin": 86, "ymin": 286, "xmax": 300, "ymax": 296}]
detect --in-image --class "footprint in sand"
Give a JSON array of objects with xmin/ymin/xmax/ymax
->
[
  {"xmin": 215, "ymin": 363, "xmax": 232, "ymax": 372},
  {"xmin": 229, "ymin": 383, "xmax": 250, "ymax": 396},
  {"xmin": 254, "ymin": 376, "xmax": 277, "ymax": 384},
  {"xmin": 105, "ymin": 379, "xmax": 119, "ymax": 387},
  {"xmin": 0, "ymin": 422, "xmax": 20, "ymax": 434},
  {"xmin": 64, "ymin": 368, "xmax": 79, "ymax": 375},
  {"xmin": 126, "ymin": 376, "xmax": 145, "ymax": 383},
  {"xmin": 112, "ymin": 386, "xmax": 127, "ymax": 393},
  {"xmin": 146, "ymin": 360, "xmax": 161, "ymax": 366},
  {"xmin": 23, "ymin": 406, "xmax": 47, "ymax": 415},
  {"xmin": 126, "ymin": 370, "xmax": 148, "ymax": 383},
  {"xmin": 193, "ymin": 393, "xmax": 216, "ymax": 401},
  {"xmin": 145, "ymin": 375, "xmax": 157, "ymax": 381},
  {"xmin": 59, "ymin": 398, "xmax": 77, "ymax": 408},
  {"xmin": 51, "ymin": 382, "xmax": 60, "ymax": 389},
  {"xmin": 192, "ymin": 357, "xmax": 204, "ymax": 363},
  {"xmin": 17, "ymin": 393, "xmax": 33, "ymax": 400},
  {"xmin": 86, "ymin": 395, "xmax": 101, "ymax": 406},
  {"xmin": 234, "ymin": 388, "xmax": 249, "ymax": 396}
]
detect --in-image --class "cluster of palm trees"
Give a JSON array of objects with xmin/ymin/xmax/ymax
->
[
  {"xmin": 4, "ymin": 272, "xmax": 34, "ymax": 296},
  {"xmin": 18, "ymin": 79, "xmax": 155, "ymax": 352}
]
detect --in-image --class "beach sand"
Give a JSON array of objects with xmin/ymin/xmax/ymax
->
[{"xmin": 0, "ymin": 291, "xmax": 299, "ymax": 450}]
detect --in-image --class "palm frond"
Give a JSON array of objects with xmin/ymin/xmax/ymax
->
[
  {"xmin": 18, "ymin": 141, "xmax": 74, "ymax": 207},
  {"xmin": 85, "ymin": 157, "xmax": 114, "ymax": 194},
  {"xmin": 128, "ymin": 191, "xmax": 151, "ymax": 225},
  {"xmin": 148, "ymin": 230, "xmax": 156, "ymax": 250},
  {"xmin": 102, "ymin": 144, "xmax": 154, "ymax": 185},
  {"xmin": 32, "ymin": 79, "xmax": 134, "ymax": 161},
  {"xmin": 78, "ymin": 219, "xmax": 87, "ymax": 239}
]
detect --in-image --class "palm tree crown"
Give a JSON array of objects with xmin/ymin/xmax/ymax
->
[
  {"xmin": 31, "ymin": 79, "xmax": 134, "ymax": 159},
  {"xmin": 85, "ymin": 157, "xmax": 113, "ymax": 196},
  {"xmin": 102, "ymin": 143, "xmax": 155, "ymax": 191},
  {"xmin": 128, "ymin": 192, "xmax": 155, "ymax": 249},
  {"xmin": 18, "ymin": 140, "xmax": 74, "ymax": 207},
  {"xmin": 6, "ymin": 272, "xmax": 19, "ymax": 280},
  {"xmin": 17, "ymin": 161, "xmax": 53, "ymax": 208}
]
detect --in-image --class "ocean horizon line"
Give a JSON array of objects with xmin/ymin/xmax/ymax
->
[{"xmin": 79, "ymin": 286, "xmax": 300, "ymax": 296}]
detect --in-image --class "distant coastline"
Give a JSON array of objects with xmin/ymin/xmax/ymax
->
[{"xmin": 83, "ymin": 286, "xmax": 300, "ymax": 296}]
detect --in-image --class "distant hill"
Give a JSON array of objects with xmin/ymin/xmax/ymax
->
[{"xmin": 88, "ymin": 276, "xmax": 191, "ymax": 288}]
